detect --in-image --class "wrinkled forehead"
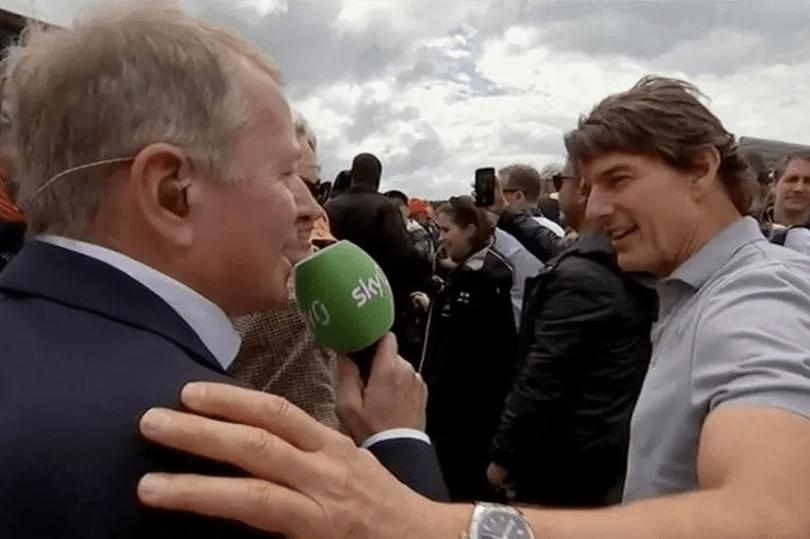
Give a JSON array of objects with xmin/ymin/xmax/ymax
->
[
  {"xmin": 780, "ymin": 158, "xmax": 810, "ymax": 180},
  {"xmin": 578, "ymin": 151, "xmax": 650, "ymax": 183}
]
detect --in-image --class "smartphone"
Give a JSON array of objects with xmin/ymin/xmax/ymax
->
[{"xmin": 474, "ymin": 167, "xmax": 496, "ymax": 207}]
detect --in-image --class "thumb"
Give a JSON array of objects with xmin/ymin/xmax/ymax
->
[
  {"xmin": 368, "ymin": 333, "xmax": 399, "ymax": 384},
  {"xmin": 335, "ymin": 354, "xmax": 365, "ymax": 429}
]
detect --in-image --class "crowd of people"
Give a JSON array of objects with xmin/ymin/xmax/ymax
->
[{"xmin": 1, "ymin": 3, "xmax": 809, "ymax": 539}]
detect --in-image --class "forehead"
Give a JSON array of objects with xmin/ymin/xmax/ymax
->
[
  {"xmin": 297, "ymin": 138, "xmax": 318, "ymax": 168},
  {"xmin": 580, "ymin": 151, "xmax": 661, "ymax": 181},
  {"xmin": 436, "ymin": 211, "xmax": 454, "ymax": 226},
  {"xmin": 781, "ymin": 158, "xmax": 810, "ymax": 178},
  {"xmin": 233, "ymin": 71, "xmax": 299, "ymax": 164}
]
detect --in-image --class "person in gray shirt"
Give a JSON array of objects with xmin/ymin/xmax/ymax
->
[{"xmin": 133, "ymin": 76, "xmax": 810, "ymax": 539}]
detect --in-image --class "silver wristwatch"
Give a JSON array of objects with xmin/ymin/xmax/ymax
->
[{"xmin": 464, "ymin": 502, "xmax": 535, "ymax": 539}]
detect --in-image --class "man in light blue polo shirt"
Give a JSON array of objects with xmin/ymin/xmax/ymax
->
[{"xmin": 130, "ymin": 75, "xmax": 810, "ymax": 539}]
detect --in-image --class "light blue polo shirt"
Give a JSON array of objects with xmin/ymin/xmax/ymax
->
[{"xmin": 623, "ymin": 217, "xmax": 810, "ymax": 502}]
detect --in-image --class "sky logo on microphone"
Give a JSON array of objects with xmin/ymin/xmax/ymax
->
[
  {"xmin": 351, "ymin": 266, "xmax": 388, "ymax": 307},
  {"xmin": 305, "ymin": 300, "xmax": 330, "ymax": 328}
]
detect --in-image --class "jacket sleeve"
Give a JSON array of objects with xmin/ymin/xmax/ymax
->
[
  {"xmin": 367, "ymin": 437, "xmax": 450, "ymax": 501},
  {"xmin": 497, "ymin": 209, "xmax": 568, "ymax": 263},
  {"xmin": 490, "ymin": 260, "xmax": 622, "ymax": 470},
  {"xmin": 377, "ymin": 202, "xmax": 433, "ymax": 293}
]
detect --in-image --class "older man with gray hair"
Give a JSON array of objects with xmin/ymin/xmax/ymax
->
[{"xmin": 0, "ymin": 3, "xmax": 434, "ymax": 537}]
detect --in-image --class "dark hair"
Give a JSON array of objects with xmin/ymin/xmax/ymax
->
[
  {"xmin": 743, "ymin": 151, "xmax": 771, "ymax": 186},
  {"xmin": 384, "ymin": 190, "xmax": 408, "ymax": 205},
  {"xmin": 564, "ymin": 75, "xmax": 756, "ymax": 215},
  {"xmin": 351, "ymin": 152, "xmax": 383, "ymax": 190},
  {"xmin": 437, "ymin": 196, "xmax": 493, "ymax": 255},
  {"xmin": 773, "ymin": 151, "xmax": 810, "ymax": 183},
  {"xmin": 498, "ymin": 164, "xmax": 542, "ymax": 201},
  {"xmin": 332, "ymin": 169, "xmax": 352, "ymax": 196}
]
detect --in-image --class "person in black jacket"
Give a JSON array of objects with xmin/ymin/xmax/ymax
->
[
  {"xmin": 488, "ymin": 166, "xmax": 657, "ymax": 508},
  {"xmin": 420, "ymin": 196, "xmax": 519, "ymax": 503},
  {"xmin": 325, "ymin": 153, "xmax": 432, "ymax": 366}
]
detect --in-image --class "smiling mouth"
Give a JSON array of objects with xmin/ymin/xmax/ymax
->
[{"xmin": 607, "ymin": 227, "xmax": 637, "ymax": 242}]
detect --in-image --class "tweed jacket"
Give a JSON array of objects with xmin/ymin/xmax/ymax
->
[{"xmin": 229, "ymin": 288, "xmax": 339, "ymax": 429}]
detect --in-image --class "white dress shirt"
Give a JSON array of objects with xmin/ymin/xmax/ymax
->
[{"xmin": 39, "ymin": 236, "xmax": 241, "ymax": 370}]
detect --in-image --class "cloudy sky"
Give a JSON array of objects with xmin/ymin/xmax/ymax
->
[{"xmin": 20, "ymin": 0, "xmax": 810, "ymax": 199}]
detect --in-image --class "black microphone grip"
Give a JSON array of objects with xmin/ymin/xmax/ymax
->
[{"xmin": 347, "ymin": 340, "xmax": 380, "ymax": 385}]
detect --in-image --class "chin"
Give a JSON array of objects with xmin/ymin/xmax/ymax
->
[
  {"xmin": 616, "ymin": 251, "xmax": 658, "ymax": 275},
  {"xmin": 284, "ymin": 243, "xmax": 312, "ymax": 265}
]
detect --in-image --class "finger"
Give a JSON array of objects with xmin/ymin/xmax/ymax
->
[
  {"xmin": 139, "ymin": 408, "xmax": 317, "ymax": 487},
  {"xmin": 335, "ymin": 355, "xmax": 365, "ymax": 435},
  {"xmin": 368, "ymin": 333, "xmax": 399, "ymax": 382},
  {"xmin": 138, "ymin": 473, "xmax": 324, "ymax": 539},
  {"xmin": 179, "ymin": 382, "xmax": 337, "ymax": 451}
]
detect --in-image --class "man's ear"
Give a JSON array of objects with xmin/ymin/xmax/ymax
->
[
  {"xmin": 128, "ymin": 143, "xmax": 197, "ymax": 245},
  {"xmin": 691, "ymin": 146, "xmax": 721, "ymax": 192},
  {"xmin": 576, "ymin": 179, "xmax": 591, "ymax": 202}
]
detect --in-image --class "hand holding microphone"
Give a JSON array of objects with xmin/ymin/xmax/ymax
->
[
  {"xmin": 293, "ymin": 240, "xmax": 396, "ymax": 383},
  {"xmin": 293, "ymin": 241, "xmax": 427, "ymax": 444}
]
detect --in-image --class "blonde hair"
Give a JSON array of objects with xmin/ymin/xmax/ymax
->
[{"xmin": 1, "ymin": 0, "xmax": 281, "ymax": 235}]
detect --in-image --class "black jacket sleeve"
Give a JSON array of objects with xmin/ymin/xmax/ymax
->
[
  {"xmin": 375, "ymin": 201, "xmax": 433, "ymax": 294},
  {"xmin": 367, "ymin": 438, "xmax": 450, "ymax": 501},
  {"xmin": 489, "ymin": 259, "xmax": 622, "ymax": 470},
  {"xmin": 497, "ymin": 209, "xmax": 568, "ymax": 263}
]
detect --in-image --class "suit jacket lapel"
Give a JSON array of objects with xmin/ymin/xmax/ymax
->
[{"xmin": 0, "ymin": 241, "xmax": 225, "ymax": 373}]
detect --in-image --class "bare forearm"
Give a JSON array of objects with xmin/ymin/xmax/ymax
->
[{"xmin": 420, "ymin": 491, "xmax": 798, "ymax": 539}]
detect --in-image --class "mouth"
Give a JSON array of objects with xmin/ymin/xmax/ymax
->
[{"xmin": 605, "ymin": 226, "xmax": 638, "ymax": 244}]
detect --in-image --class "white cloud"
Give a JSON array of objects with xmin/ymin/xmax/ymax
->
[{"xmin": 5, "ymin": 0, "xmax": 809, "ymax": 200}]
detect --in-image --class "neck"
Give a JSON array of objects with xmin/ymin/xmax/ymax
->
[{"xmin": 662, "ymin": 201, "xmax": 741, "ymax": 278}]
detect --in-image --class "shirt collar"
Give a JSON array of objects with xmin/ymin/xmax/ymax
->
[
  {"xmin": 664, "ymin": 217, "xmax": 765, "ymax": 291},
  {"xmin": 463, "ymin": 237, "xmax": 495, "ymax": 271},
  {"xmin": 38, "ymin": 235, "xmax": 241, "ymax": 370}
]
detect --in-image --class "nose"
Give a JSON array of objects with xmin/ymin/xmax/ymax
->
[
  {"xmin": 291, "ymin": 175, "xmax": 324, "ymax": 222},
  {"xmin": 584, "ymin": 183, "xmax": 612, "ymax": 225}
]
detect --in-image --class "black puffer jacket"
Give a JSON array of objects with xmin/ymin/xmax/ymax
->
[
  {"xmin": 490, "ymin": 231, "xmax": 656, "ymax": 507},
  {"xmin": 420, "ymin": 245, "xmax": 519, "ymax": 503},
  {"xmin": 497, "ymin": 208, "xmax": 573, "ymax": 263}
]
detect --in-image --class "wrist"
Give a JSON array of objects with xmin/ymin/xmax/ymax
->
[{"xmin": 407, "ymin": 500, "xmax": 471, "ymax": 539}]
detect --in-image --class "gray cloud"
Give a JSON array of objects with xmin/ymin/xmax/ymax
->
[
  {"xmin": 475, "ymin": 1, "xmax": 810, "ymax": 76},
  {"xmin": 346, "ymin": 99, "xmax": 420, "ymax": 144},
  {"xmin": 383, "ymin": 123, "xmax": 446, "ymax": 177},
  {"xmin": 28, "ymin": 0, "xmax": 810, "ymax": 198}
]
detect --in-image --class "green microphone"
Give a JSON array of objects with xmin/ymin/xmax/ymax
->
[{"xmin": 293, "ymin": 240, "xmax": 395, "ymax": 382}]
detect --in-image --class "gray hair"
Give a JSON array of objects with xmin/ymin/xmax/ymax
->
[
  {"xmin": 293, "ymin": 111, "xmax": 317, "ymax": 153},
  {"xmin": 1, "ymin": 0, "xmax": 281, "ymax": 235}
]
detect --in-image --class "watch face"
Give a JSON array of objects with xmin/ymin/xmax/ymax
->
[{"xmin": 475, "ymin": 509, "xmax": 533, "ymax": 539}]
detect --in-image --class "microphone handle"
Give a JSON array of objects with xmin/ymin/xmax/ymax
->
[{"xmin": 347, "ymin": 341, "xmax": 379, "ymax": 385}]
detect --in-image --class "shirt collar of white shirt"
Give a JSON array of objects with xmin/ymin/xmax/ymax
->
[{"xmin": 38, "ymin": 235, "xmax": 241, "ymax": 371}]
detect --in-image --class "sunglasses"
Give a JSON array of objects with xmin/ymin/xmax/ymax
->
[{"xmin": 552, "ymin": 173, "xmax": 578, "ymax": 191}]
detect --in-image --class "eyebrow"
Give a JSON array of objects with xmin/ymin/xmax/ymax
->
[{"xmin": 595, "ymin": 164, "xmax": 635, "ymax": 180}]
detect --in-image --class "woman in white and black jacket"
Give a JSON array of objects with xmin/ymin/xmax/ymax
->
[{"xmin": 418, "ymin": 196, "xmax": 521, "ymax": 503}]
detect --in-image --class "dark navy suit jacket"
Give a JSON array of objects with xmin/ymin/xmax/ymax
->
[{"xmin": 0, "ymin": 242, "xmax": 447, "ymax": 538}]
